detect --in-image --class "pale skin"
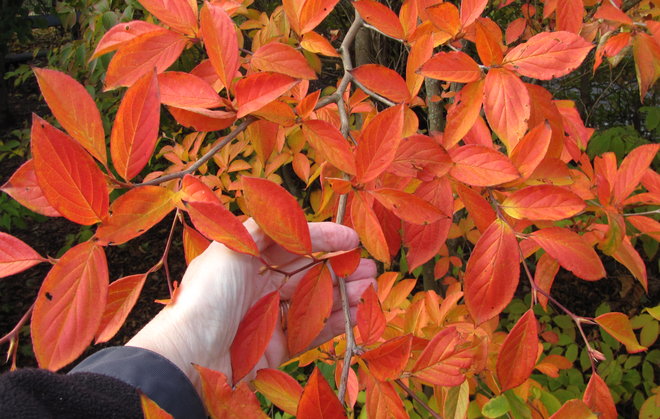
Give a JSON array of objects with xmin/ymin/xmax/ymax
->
[{"xmin": 127, "ymin": 219, "xmax": 377, "ymax": 393}]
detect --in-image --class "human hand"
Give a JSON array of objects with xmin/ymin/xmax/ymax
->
[{"xmin": 127, "ymin": 219, "xmax": 376, "ymax": 392}]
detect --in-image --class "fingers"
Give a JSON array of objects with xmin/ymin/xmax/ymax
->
[
  {"xmin": 310, "ymin": 307, "xmax": 358, "ymax": 349},
  {"xmin": 309, "ymin": 222, "xmax": 359, "ymax": 252},
  {"xmin": 331, "ymin": 278, "xmax": 376, "ymax": 311}
]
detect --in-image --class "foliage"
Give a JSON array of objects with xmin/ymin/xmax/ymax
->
[{"xmin": 1, "ymin": 0, "xmax": 659, "ymax": 418}]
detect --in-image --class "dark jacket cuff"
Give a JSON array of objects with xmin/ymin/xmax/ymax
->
[{"xmin": 70, "ymin": 346, "xmax": 206, "ymax": 419}]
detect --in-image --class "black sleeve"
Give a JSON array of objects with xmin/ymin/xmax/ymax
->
[{"xmin": 0, "ymin": 346, "xmax": 207, "ymax": 419}]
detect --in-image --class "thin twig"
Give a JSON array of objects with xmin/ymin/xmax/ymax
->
[
  {"xmin": 0, "ymin": 303, "xmax": 35, "ymax": 346},
  {"xmin": 161, "ymin": 209, "xmax": 180, "ymax": 297},
  {"xmin": 394, "ymin": 379, "xmax": 443, "ymax": 419},
  {"xmin": 137, "ymin": 116, "xmax": 257, "ymax": 187},
  {"xmin": 351, "ymin": 77, "xmax": 397, "ymax": 107}
]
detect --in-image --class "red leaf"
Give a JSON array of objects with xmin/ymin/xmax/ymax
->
[
  {"xmin": 33, "ymin": 68, "xmax": 106, "ymax": 163},
  {"xmin": 556, "ymin": 0, "xmax": 584, "ymax": 34},
  {"xmin": 96, "ymin": 186, "xmax": 175, "ymax": 245},
  {"xmin": 231, "ymin": 291, "xmax": 280, "ymax": 382},
  {"xmin": 612, "ymin": 144, "xmax": 660, "ymax": 204},
  {"xmin": 351, "ymin": 192, "xmax": 390, "ymax": 263},
  {"xmin": 361, "ymin": 335, "xmax": 412, "ymax": 381},
  {"xmin": 509, "ymin": 121, "xmax": 552, "ymax": 180},
  {"xmin": 251, "ymin": 42, "xmax": 317, "ymax": 79},
  {"xmin": 242, "ymin": 176, "xmax": 311, "ymax": 255},
  {"xmin": 357, "ymin": 285, "xmax": 386, "ymax": 345},
  {"xmin": 371, "ymin": 188, "xmax": 444, "ymax": 225},
  {"xmin": 501, "ymin": 185, "xmax": 585, "ymax": 221},
  {"xmin": 95, "ymin": 274, "xmax": 147, "ymax": 343},
  {"xmin": 167, "ymin": 106, "xmax": 236, "ymax": 132},
  {"xmin": 483, "ymin": 68, "xmax": 529, "ymax": 150},
  {"xmin": 286, "ymin": 263, "xmax": 333, "ymax": 355},
  {"xmin": 594, "ymin": 2, "xmax": 632, "ymax": 25},
  {"xmin": 297, "ymin": 368, "xmax": 346, "ymax": 418},
  {"xmin": 31, "ymin": 241, "xmax": 108, "ymax": 370},
  {"xmin": 353, "ymin": 0, "xmax": 404, "ymax": 39},
  {"xmin": 497, "ymin": 309, "xmax": 539, "ymax": 391},
  {"xmin": 443, "ymin": 80, "xmax": 484, "ymax": 148},
  {"xmin": 503, "ymin": 31, "xmax": 593, "ymax": 80},
  {"xmin": 412, "ymin": 327, "xmax": 473, "ymax": 386},
  {"xmin": 31, "ymin": 115, "xmax": 108, "ymax": 225},
  {"xmin": 632, "ymin": 33, "xmax": 660, "ymax": 102},
  {"xmin": 583, "ymin": 373, "xmax": 618, "ymax": 419},
  {"xmin": 464, "ymin": 219, "xmax": 519, "ymax": 324},
  {"xmin": 406, "ymin": 33, "xmax": 433, "ymax": 97},
  {"xmin": 254, "ymin": 369, "xmax": 304, "ymax": 415},
  {"xmin": 0, "ymin": 160, "xmax": 60, "ymax": 217},
  {"xmin": 201, "ymin": 2, "xmax": 240, "ymax": 91},
  {"xmin": 329, "ymin": 248, "xmax": 361, "ymax": 277},
  {"xmin": 137, "ymin": 0, "xmax": 198, "ymax": 36},
  {"xmin": 460, "ymin": 0, "xmax": 487, "ymax": 27},
  {"xmin": 365, "ymin": 378, "xmax": 407, "ymax": 419},
  {"xmin": 302, "ymin": 120, "xmax": 356, "ymax": 175},
  {"xmin": 390, "ymin": 134, "xmax": 452, "ymax": 179},
  {"xmin": 235, "ymin": 72, "xmax": 299, "ymax": 118},
  {"xmin": 105, "ymin": 29, "xmax": 189, "ymax": 89},
  {"xmin": 0, "ymin": 232, "xmax": 45, "ymax": 278},
  {"xmin": 110, "ymin": 70, "xmax": 160, "ymax": 181},
  {"xmin": 194, "ymin": 364, "xmax": 266, "ymax": 419},
  {"xmin": 355, "ymin": 105, "xmax": 405, "ymax": 184},
  {"xmin": 351, "ymin": 64, "xmax": 410, "ymax": 103},
  {"xmin": 449, "ymin": 144, "xmax": 519, "ymax": 187},
  {"xmin": 419, "ymin": 51, "xmax": 482, "ymax": 83},
  {"xmin": 530, "ymin": 227, "xmax": 605, "ymax": 281},
  {"xmin": 92, "ymin": 20, "xmax": 162, "ymax": 59},
  {"xmin": 595, "ymin": 312, "xmax": 647, "ymax": 353},
  {"xmin": 157, "ymin": 72, "xmax": 222, "ymax": 108},
  {"xmin": 455, "ymin": 183, "xmax": 495, "ymax": 233}
]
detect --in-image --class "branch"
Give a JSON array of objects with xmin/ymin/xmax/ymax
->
[
  {"xmin": 394, "ymin": 379, "xmax": 443, "ymax": 419},
  {"xmin": 160, "ymin": 209, "xmax": 180, "ymax": 297},
  {"xmin": 137, "ymin": 116, "xmax": 257, "ymax": 187}
]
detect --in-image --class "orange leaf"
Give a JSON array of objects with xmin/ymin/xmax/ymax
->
[
  {"xmin": 419, "ymin": 51, "xmax": 482, "ymax": 83},
  {"xmin": 503, "ymin": 31, "xmax": 593, "ymax": 80},
  {"xmin": 31, "ymin": 115, "xmax": 108, "ymax": 225},
  {"xmin": 31, "ymin": 241, "xmax": 108, "ymax": 370},
  {"xmin": 182, "ymin": 222, "xmax": 210, "ymax": 264},
  {"xmin": 371, "ymin": 188, "xmax": 444, "ymax": 225},
  {"xmin": 96, "ymin": 186, "xmax": 174, "ymax": 245},
  {"xmin": 235, "ymin": 72, "xmax": 299, "ymax": 118},
  {"xmin": 254, "ymin": 368, "xmax": 304, "ymax": 415},
  {"xmin": 0, "ymin": 159, "xmax": 60, "ymax": 217},
  {"xmin": 297, "ymin": 367, "xmax": 346, "ymax": 418},
  {"xmin": 298, "ymin": 0, "xmax": 340, "ymax": 34},
  {"xmin": 535, "ymin": 354, "xmax": 572, "ymax": 378},
  {"xmin": 300, "ymin": 31, "xmax": 340, "ymax": 57},
  {"xmin": 464, "ymin": 219, "xmax": 519, "ymax": 324},
  {"xmin": 137, "ymin": 0, "xmax": 198, "ymax": 36},
  {"xmin": 361, "ymin": 335, "xmax": 412, "ymax": 381},
  {"xmin": 353, "ymin": 0, "xmax": 404, "ymax": 39},
  {"xmin": 351, "ymin": 192, "xmax": 390, "ymax": 263},
  {"xmin": 455, "ymin": 183, "xmax": 495, "ymax": 234},
  {"xmin": 157, "ymin": 71, "xmax": 222, "ymax": 108},
  {"xmin": 286, "ymin": 263, "xmax": 333, "ymax": 355},
  {"xmin": 105, "ymin": 29, "xmax": 189, "ymax": 89},
  {"xmin": 242, "ymin": 176, "xmax": 311, "ymax": 255},
  {"xmin": 405, "ymin": 33, "xmax": 433, "ymax": 98},
  {"xmin": 329, "ymin": 247, "xmax": 361, "ymax": 277},
  {"xmin": 355, "ymin": 105, "xmax": 404, "ymax": 184},
  {"xmin": 443, "ymin": 80, "xmax": 484, "ymax": 148},
  {"xmin": 509, "ymin": 121, "xmax": 552, "ymax": 179},
  {"xmin": 549, "ymin": 399, "xmax": 595, "ymax": 419},
  {"xmin": 556, "ymin": 0, "xmax": 584, "ymax": 34},
  {"xmin": 612, "ymin": 237, "xmax": 648, "ymax": 291},
  {"xmin": 251, "ymin": 42, "xmax": 317, "ymax": 79},
  {"xmin": 501, "ymin": 185, "xmax": 585, "ymax": 221},
  {"xmin": 357, "ymin": 285, "xmax": 386, "ymax": 345},
  {"xmin": 583, "ymin": 373, "xmax": 617, "ymax": 419},
  {"xmin": 167, "ymin": 106, "xmax": 236, "ymax": 132},
  {"xmin": 194, "ymin": 364, "xmax": 266, "ymax": 419},
  {"xmin": 534, "ymin": 253, "xmax": 559, "ymax": 311},
  {"xmin": 612, "ymin": 143, "xmax": 660, "ymax": 204},
  {"xmin": 483, "ymin": 68, "xmax": 529, "ymax": 150},
  {"xmin": 403, "ymin": 178, "xmax": 453, "ymax": 270},
  {"xmin": 497, "ymin": 309, "xmax": 539, "ymax": 391},
  {"xmin": 365, "ymin": 377, "xmax": 407, "ymax": 419},
  {"xmin": 95, "ymin": 274, "xmax": 147, "ymax": 343},
  {"xmin": 231, "ymin": 291, "xmax": 280, "ymax": 382},
  {"xmin": 595, "ymin": 312, "xmax": 647, "ymax": 353},
  {"xmin": 140, "ymin": 393, "xmax": 173, "ymax": 419},
  {"xmin": 92, "ymin": 20, "xmax": 162, "ymax": 59},
  {"xmin": 627, "ymin": 215, "xmax": 660, "ymax": 241},
  {"xmin": 33, "ymin": 68, "xmax": 106, "ymax": 163},
  {"xmin": 390, "ymin": 134, "xmax": 452, "ymax": 179},
  {"xmin": 302, "ymin": 120, "xmax": 356, "ymax": 175},
  {"xmin": 426, "ymin": 3, "xmax": 461, "ymax": 38},
  {"xmin": 474, "ymin": 17, "xmax": 504, "ymax": 66},
  {"xmin": 0, "ymin": 232, "xmax": 45, "ymax": 278},
  {"xmin": 201, "ymin": 2, "xmax": 240, "ymax": 92},
  {"xmin": 530, "ymin": 227, "xmax": 605, "ymax": 281},
  {"xmin": 632, "ymin": 33, "xmax": 660, "ymax": 102},
  {"xmin": 460, "ymin": 0, "xmax": 487, "ymax": 27},
  {"xmin": 449, "ymin": 144, "xmax": 519, "ymax": 187},
  {"xmin": 593, "ymin": 2, "xmax": 632, "ymax": 25},
  {"xmin": 412, "ymin": 327, "xmax": 473, "ymax": 386},
  {"xmin": 351, "ymin": 64, "xmax": 410, "ymax": 103}
]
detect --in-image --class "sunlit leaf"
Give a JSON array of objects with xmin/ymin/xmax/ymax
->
[
  {"xmin": 361, "ymin": 334, "xmax": 412, "ymax": 381},
  {"xmin": 200, "ymin": 2, "xmax": 240, "ymax": 91},
  {"xmin": 0, "ymin": 160, "xmax": 61, "ymax": 217},
  {"xmin": 235, "ymin": 72, "xmax": 299, "ymax": 118},
  {"xmin": 0, "ymin": 232, "xmax": 45, "ymax": 278},
  {"xmin": 254, "ymin": 368, "xmax": 304, "ymax": 415},
  {"xmin": 419, "ymin": 51, "xmax": 482, "ymax": 83},
  {"xmin": 355, "ymin": 105, "xmax": 405, "ymax": 184},
  {"xmin": 449, "ymin": 144, "xmax": 519, "ymax": 187},
  {"xmin": 357, "ymin": 285, "xmax": 386, "ymax": 345},
  {"xmin": 509, "ymin": 121, "xmax": 552, "ymax": 179},
  {"xmin": 483, "ymin": 68, "xmax": 529, "ymax": 150},
  {"xmin": 412, "ymin": 327, "xmax": 473, "ymax": 386},
  {"xmin": 443, "ymin": 80, "xmax": 484, "ymax": 148},
  {"xmin": 351, "ymin": 191, "xmax": 390, "ymax": 263},
  {"xmin": 157, "ymin": 71, "xmax": 223, "ymax": 108},
  {"xmin": 251, "ymin": 42, "xmax": 317, "ymax": 80},
  {"xmin": 302, "ymin": 120, "xmax": 356, "ymax": 175},
  {"xmin": 595, "ymin": 312, "xmax": 647, "ymax": 353},
  {"xmin": 296, "ymin": 367, "xmax": 346, "ymax": 418},
  {"xmin": 353, "ymin": 0, "xmax": 404, "ymax": 39},
  {"xmin": 371, "ymin": 188, "xmax": 444, "ymax": 225},
  {"xmin": 351, "ymin": 64, "xmax": 410, "ymax": 103},
  {"xmin": 137, "ymin": 0, "xmax": 198, "ymax": 36},
  {"xmin": 92, "ymin": 20, "xmax": 162, "ymax": 59},
  {"xmin": 365, "ymin": 377, "xmax": 407, "ymax": 419},
  {"xmin": 501, "ymin": 185, "xmax": 585, "ymax": 221},
  {"xmin": 612, "ymin": 143, "xmax": 660, "ymax": 204}
]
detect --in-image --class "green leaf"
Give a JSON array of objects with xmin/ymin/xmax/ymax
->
[
  {"xmin": 640, "ymin": 319, "xmax": 659, "ymax": 347},
  {"xmin": 539, "ymin": 391, "xmax": 562, "ymax": 415},
  {"xmin": 481, "ymin": 395, "xmax": 510, "ymax": 418},
  {"xmin": 504, "ymin": 391, "xmax": 531, "ymax": 419}
]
